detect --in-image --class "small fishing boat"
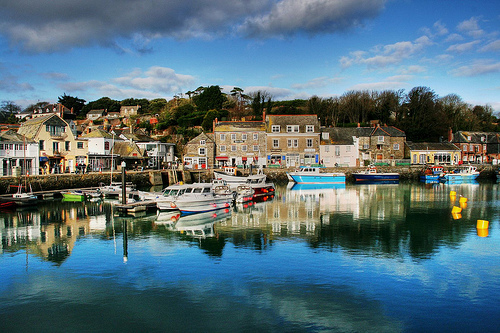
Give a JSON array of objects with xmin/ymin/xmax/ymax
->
[
  {"xmin": 440, "ymin": 166, "xmax": 480, "ymax": 182},
  {"xmin": 61, "ymin": 190, "xmax": 87, "ymax": 201},
  {"xmin": 213, "ymin": 170, "xmax": 275, "ymax": 197},
  {"xmin": 287, "ymin": 166, "xmax": 346, "ymax": 184},
  {"xmin": 420, "ymin": 166, "xmax": 444, "ymax": 181},
  {"xmin": 353, "ymin": 166, "xmax": 399, "ymax": 183},
  {"xmin": 99, "ymin": 182, "xmax": 136, "ymax": 198},
  {"xmin": 11, "ymin": 184, "xmax": 38, "ymax": 206}
]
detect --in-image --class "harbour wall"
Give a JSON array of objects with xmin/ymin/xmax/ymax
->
[{"xmin": 0, "ymin": 165, "xmax": 496, "ymax": 193}]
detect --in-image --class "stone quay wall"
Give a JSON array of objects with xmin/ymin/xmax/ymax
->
[{"xmin": 0, "ymin": 165, "xmax": 496, "ymax": 193}]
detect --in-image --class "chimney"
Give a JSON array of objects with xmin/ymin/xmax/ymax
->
[
  {"xmin": 357, "ymin": 123, "xmax": 360, "ymax": 128},
  {"xmin": 263, "ymin": 111, "xmax": 266, "ymax": 120},
  {"xmin": 448, "ymin": 127, "xmax": 453, "ymax": 142}
]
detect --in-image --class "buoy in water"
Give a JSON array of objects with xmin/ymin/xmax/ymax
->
[
  {"xmin": 460, "ymin": 202, "xmax": 467, "ymax": 209},
  {"xmin": 451, "ymin": 206, "xmax": 462, "ymax": 214},
  {"xmin": 477, "ymin": 220, "xmax": 489, "ymax": 229},
  {"xmin": 450, "ymin": 191, "xmax": 456, "ymax": 197},
  {"xmin": 477, "ymin": 229, "xmax": 489, "ymax": 237},
  {"xmin": 459, "ymin": 196, "xmax": 468, "ymax": 204},
  {"xmin": 452, "ymin": 213, "xmax": 462, "ymax": 220}
]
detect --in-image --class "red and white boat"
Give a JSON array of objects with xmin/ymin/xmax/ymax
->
[{"xmin": 213, "ymin": 171, "xmax": 275, "ymax": 198}]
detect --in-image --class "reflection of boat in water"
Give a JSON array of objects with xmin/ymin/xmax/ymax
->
[
  {"xmin": 290, "ymin": 183, "xmax": 346, "ymax": 191},
  {"xmin": 235, "ymin": 185, "xmax": 254, "ymax": 203},
  {"xmin": 353, "ymin": 166, "xmax": 399, "ymax": 183},
  {"xmin": 61, "ymin": 190, "xmax": 87, "ymax": 201},
  {"xmin": 175, "ymin": 208, "xmax": 232, "ymax": 238},
  {"xmin": 287, "ymin": 166, "xmax": 346, "ymax": 184}
]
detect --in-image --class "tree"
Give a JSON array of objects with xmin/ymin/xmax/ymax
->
[
  {"xmin": 192, "ymin": 85, "xmax": 225, "ymax": 112},
  {"xmin": 81, "ymin": 97, "xmax": 121, "ymax": 116},
  {"xmin": 0, "ymin": 100, "xmax": 21, "ymax": 114},
  {"xmin": 58, "ymin": 93, "xmax": 86, "ymax": 116},
  {"xmin": 121, "ymin": 98, "xmax": 150, "ymax": 114},
  {"xmin": 250, "ymin": 90, "xmax": 272, "ymax": 118}
]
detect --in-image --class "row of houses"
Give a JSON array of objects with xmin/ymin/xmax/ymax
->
[
  {"xmin": 0, "ymin": 112, "xmax": 174, "ymax": 176},
  {"xmin": 1, "ymin": 109, "xmax": 499, "ymax": 176},
  {"xmin": 183, "ymin": 113, "xmax": 500, "ymax": 169}
]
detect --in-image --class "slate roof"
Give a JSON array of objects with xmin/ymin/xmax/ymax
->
[
  {"xmin": 121, "ymin": 132, "xmax": 154, "ymax": 142},
  {"xmin": 80, "ymin": 128, "xmax": 116, "ymax": 139},
  {"xmin": 187, "ymin": 132, "xmax": 214, "ymax": 145},
  {"xmin": 320, "ymin": 127, "xmax": 356, "ymax": 145},
  {"xmin": 356, "ymin": 126, "xmax": 406, "ymax": 137},
  {"xmin": 405, "ymin": 141, "xmax": 460, "ymax": 151},
  {"xmin": 214, "ymin": 121, "xmax": 266, "ymax": 132},
  {"xmin": 265, "ymin": 114, "xmax": 319, "ymax": 130},
  {"xmin": 452, "ymin": 131, "xmax": 493, "ymax": 144}
]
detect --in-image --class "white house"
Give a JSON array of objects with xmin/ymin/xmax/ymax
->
[
  {"xmin": 0, "ymin": 130, "xmax": 39, "ymax": 176},
  {"xmin": 320, "ymin": 127, "xmax": 359, "ymax": 167}
]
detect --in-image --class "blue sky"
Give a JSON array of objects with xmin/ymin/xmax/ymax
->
[{"xmin": 1, "ymin": 0, "xmax": 499, "ymax": 112}]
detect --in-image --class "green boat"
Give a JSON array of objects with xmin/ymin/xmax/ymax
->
[{"xmin": 61, "ymin": 191, "xmax": 86, "ymax": 201}]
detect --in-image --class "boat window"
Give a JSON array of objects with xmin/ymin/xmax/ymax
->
[
  {"xmin": 193, "ymin": 188, "xmax": 203, "ymax": 193},
  {"xmin": 203, "ymin": 187, "xmax": 211, "ymax": 193}
]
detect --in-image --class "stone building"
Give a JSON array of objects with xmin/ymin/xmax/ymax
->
[
  {"xmin": 183, "ymin": 132, "xmax": 215, "ymax": 169},
  {"xmin": 213, "ymin": 120, "xmax": 266, "ymax": 168}
]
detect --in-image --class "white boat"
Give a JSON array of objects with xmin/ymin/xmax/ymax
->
[
  {"xmin": 213, "ymin": 171, "xmax": 275, "ymax": 197},
  {"xmin": 11, "ymin": 184, "xmax": 38, "ymax": 206},
  {"xmin": 99, "ymin": 182, "xmax": 136, "ymax": 198},
  {"xmin": 235, "ymin": 185, "xmax": 255, "ymax": 203},
  {"xmin": 287, "ymin": 166, "xmax": 346, "ymax": 184},
  {"xmin": 170, "ymin": 183, "xmax": 234, "ymax": 214},
  {"xmin": 440, "ymin": 165, "xmax": 480, "ymax": 182}
]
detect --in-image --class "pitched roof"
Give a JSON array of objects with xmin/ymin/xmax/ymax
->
[
  {"xmin": 320, "ymin": 127, "xmax": 356, "ymax": 145},
  {"xmin": 80, "ymin": 128, "xmax": 115, "ymax": 139},
  {"xmin": 266, "ymin": 114, "xmax": 319, "ymax": 129},
  {"xmin": 18, "ymin": 114, "xmax": 67, "ymax": 139},
  {"xmin": 0, "ymin": 129, "xmax": 36, "ymax": 143},
  {"xmin": 187, "ymin": 132, "xmax": 214, "ymax": 145},
  {"xmin": 214, "ymin": 121, "xmax": 266, "ymax": 132},
  {"xmin": 112, "ymin": 141, "xmax": 145, "ymax": 159}
]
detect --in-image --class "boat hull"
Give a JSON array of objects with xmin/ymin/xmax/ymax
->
[
  {"xmin": 174, "ymin": 196, "xmax": 233, "ymax": 214},
  {"xmin": 289, "ymin": 174, "xmax": 346, "ymax": 184},
  {"xmin": 353, "ymin": 173, "xmax": 400, "ymax": 182}
]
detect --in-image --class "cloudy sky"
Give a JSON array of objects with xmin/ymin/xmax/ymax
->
[{"xmin": 1, "ymin": 0, "xmax": 499, "ymax": 111}]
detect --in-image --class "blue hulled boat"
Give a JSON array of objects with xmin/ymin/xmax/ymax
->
[
  {"xmin": 287, "ymin": 166, "xmax": 346, "ymax": 184},
  {"xmin": 353, "ymin": 166, "xmax": 399, "ymax": 183}
]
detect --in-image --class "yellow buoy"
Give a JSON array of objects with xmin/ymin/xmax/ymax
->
[
  {"xmin": 477, "ymin": 220, "xmax": 489, "ymax": 229},
  {"xmin": 477, "ymin": 228, "xmax": 489, "ymax": 237},
  {"xmin": 450, "ymin": 191, "xmax": 456, "ymax": 197},
  {"xmin": 459, "ymin": 196, "xmax": 467, "ymax": 204},
  {"xmin": 460, "ymin": 202, "xmax": 467, "ymax": 209},
  {"xmin": 452, "ymin": 213, "xmax": 462, "ymax": 220},
  {"xmin": 451, "ymin": 206, "xmax": 462, "ymax": 214}
]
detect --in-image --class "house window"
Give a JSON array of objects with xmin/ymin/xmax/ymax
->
[
  {"xmin": 287, "ymin": 125, "xmax": 299, "ymax": 132},
  {"xmin": 199, "ymin": 148, "xmax": 206, "ymax": 155},
  {"xmin": 0, "ymin": 144, "xmax": 3, "ymax": 150},
  {"xmin": 242, "ymin": 145, "xmax": 247, "ymax": 152},
  {"xmin": 378, "ymin": 136, "xmax": 384, "ymax": 143},
  {"xmin": 363, "ymin": 144, "xmax": 369, "ymax": 149},
  {"xmin": 253, "ymin": 133, "xmax": 258, "ymax": 140},
  {"xmin": 253, "ymin": 145, "xmax": 259, "ymax": 151},
  {"xmin": 200, "ymin": 140, "xmax": 206, "ymax": 145},
  {"xmin": 273, "ymin": 139, "xmax": 279, "ymax": 148},
  {"xmin": 463, "ymin": 145, "xmax": 467, "ymax": 152},
  {"xmin": 242, "ymin": 134, "xmax": 247, "ymax": 140},
  {"xmin": 39, "ymin": 140, "xmax": 44, "ymax": 150},
  {"xmin": 77, "ymin": 142, "xmax": 84, "ymax": 149},
  {"xmin": 393, "ymin": 143, "xmax": 400, "ymax": 150},
  {"xmin": 271, "ymin": 125, "xmax": 280, "ymax": 133},
  {"xmin": 231, "ymin": 145, "xmax": 237, "ymax": 151},
  {"xmin": 287, "ymin": 139, "xmax": 298, "ymax": 148},
  {"xmin": 220, "ymin": 145, "xmax": 226, "ymax": 152},
  {"xmin": 65, "ymin": 141, "xmax": 70, "ymax": 151},
  {"xmin": 322, "ymin": 132, "xmax": 329, "ymax": 140},
  {"xmin": 105, "ymin": 142, "xmax": 110, "ymax": 150},
  {"xmin": 220, "ymin": 134, "xmax": 226, "ymax": 141},
  {"xmin": 325, "ymin": 146, "xmax": 330, "ymax": 152},
  {"xmin": 306, "ymin": 125, "xmax": 314, "ymax": 132},
  {"xmin": 231, "ymin": 134, "xmax": 236, "ymax": 140},
  {"xmin": 53, "ymin": 142, "xmax": 59, "ymax": 153},
  {"xmin": 346, "ymin": 146, "xmax": 351, "ymax": 152},
  {"xmin": 335, "ymin": 146, "xmax": 340, "ymax": 156},
  {"xmin": 306, "ymin": 139, "xmax": 313, "ymax": 148}
]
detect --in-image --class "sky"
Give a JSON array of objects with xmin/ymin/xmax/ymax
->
[{"xmin": 1, "ymin": 0, "xmax": 499, "ymax": 113}]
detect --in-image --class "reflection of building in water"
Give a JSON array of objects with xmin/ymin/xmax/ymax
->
[{"xmin": 0, "ymin": 201, "xmax": 109, "ymax": 263}]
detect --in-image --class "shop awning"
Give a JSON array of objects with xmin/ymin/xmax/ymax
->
[
  {"xmin": 39, "ymin": 156, "xmax": 48, "ymax": 162},
  {"xmin": 216, "ymin": 156, "xmax": 229, "ymax": 160},
  {"xmin": 242, "ymin": 157, "xmax": 247, "ymax": 161}
]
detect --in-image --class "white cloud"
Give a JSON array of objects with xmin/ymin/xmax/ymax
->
[
  {"xmin": 446, "ymin": 40, "xmax": 481, "ymax": 53},
  {"xmin": 450, "ymin": 59, "xmax": 500, "ymax": 77},
  {"xmin": 457, "ymin": 17, "xmax": 484, "ymax": 38},
  {"xmin": 291, "ymin": 77, "xmax": 343, "ymax": 90},
  {"xmin": 479, "ymin": 39, "xmax": 500, "ymax": 52},
  {"xmin": 445, "ymin": 33, "xmax": 464, "ymax": 43},
  {"xmin": 340, "ymin": 36, "xmax": 432, "ymax": 69},
  {"xmin": 59, "ymin": 66, "xmax": 195, "ymax": 100}
]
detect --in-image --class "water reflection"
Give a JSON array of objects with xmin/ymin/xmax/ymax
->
[{"xmin": 1, "ymin": 182, "xmax": 499, "ymax": 262}]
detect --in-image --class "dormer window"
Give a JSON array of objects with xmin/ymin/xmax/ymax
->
[
  {"xmin": 271, "ymin": 125, "xmax": 280, "ymax": 133},
  {"xmin": 306, "ymin": 125, "xmax": 314, "ymax": 132},
  {"xmin": 322, "ymin": 132, "xmax": 329, "ymax": 140},
  {"xmin": 286, "ymin": 125, "xmax": 299, "ymax": 132},
  {"xmin": 200, "ymin": 140, "xmax": 206, "ymax": 145}
]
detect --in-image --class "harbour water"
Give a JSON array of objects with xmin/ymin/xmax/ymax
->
[{"xmin": 1, "ymin": 181, "xmax": 500, "ymax": 332}]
